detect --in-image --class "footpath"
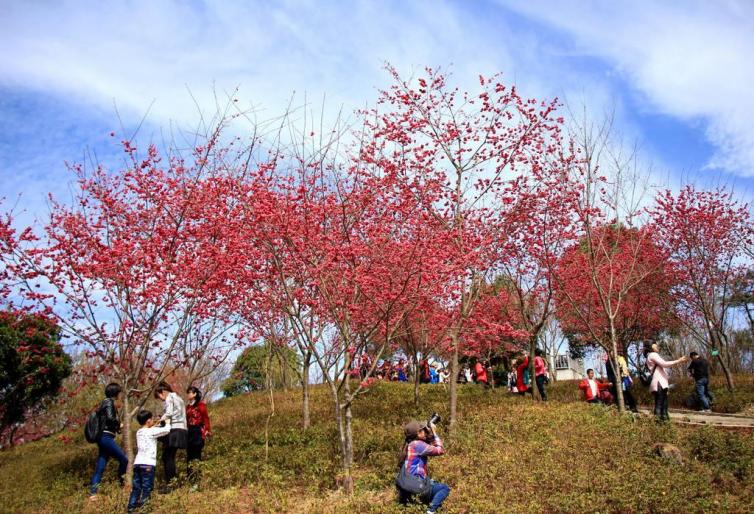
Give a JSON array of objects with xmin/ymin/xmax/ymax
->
[{"xmin": 638, "ymin": 408, "xmax": 754, "ymax": 428}]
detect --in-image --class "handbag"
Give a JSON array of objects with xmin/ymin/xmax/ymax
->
[{"xmin": 395, "ymin": 461, "xmax": 432, "ymax": 496}]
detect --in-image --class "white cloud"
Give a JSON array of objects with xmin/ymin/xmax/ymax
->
[
  {"xmin": 0, "ymin": 1, "xmax": 518, "ymax": 128},
  {"xmin": 496, "ymin": 0, "xmax": 754, "ymax": 176}
]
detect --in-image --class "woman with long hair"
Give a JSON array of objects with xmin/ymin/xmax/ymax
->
[
  {"xmin": 643, "ymin": 341, "xmax": 689, "ymax": 421},
  {"xmin": 185, "ymin": 385, "xmax": 211, "ymax": 485},
  {"xmin": 154, "ymin": 381, "xmax": 187, "ymax": 489}
]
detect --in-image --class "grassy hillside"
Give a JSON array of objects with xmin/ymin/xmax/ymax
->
[{"xmin": 1, "ymin": 382, "xmax": 753, "ymax": 513}]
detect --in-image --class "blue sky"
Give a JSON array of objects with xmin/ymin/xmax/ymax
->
[{"xmin": 2, "ymin": 0, "xmax": 754, "ymax": 227}]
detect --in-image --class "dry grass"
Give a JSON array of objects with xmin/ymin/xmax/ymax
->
[{"xmin": 1, "ymin": 381, "xmax": 753, "ymax": 513}]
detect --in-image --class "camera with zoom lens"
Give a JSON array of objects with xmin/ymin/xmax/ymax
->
[{"xmin": 427, "ymin": 412, "xmax": 441, "ymax": 427}]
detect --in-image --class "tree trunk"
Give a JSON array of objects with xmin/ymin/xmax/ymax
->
[
  {"xmin": 715, "ymin": 344, "xmax": 735, "ymax": 391},
  {"xmin": 301, "ymin": 350, "xmax": 311, "ymax": 430},
  {"xmin": 448, "ymin": 332, "xmax": 460, "ymax": 432},
  {"xmin": 547, "ymin": 354, "xmax": 557, "ymax": 382},
  {"xmin": 529, "ymin": 336, "xmax": 539, "ymax": 401},
  {"xmin": 608, "ymin": 324, "xmax": 626, "ymax": 412},
  {"xmin": 122, "ymin": 392, "xmax": 134, "ymax": 472},
  {"xmin": 711, "ymin": 327, "xmax": 735, "ymax": 391},
  {"xmin": 342, "ymin": 399, "xmax": 355, "ymax": 494},
  {"xmin": 413, "ymin": 350, "xmax": 421, "ymax": 407},
  {"xmin": 264, "ymin": 343, "xmax": 275, "ymax": 462}
]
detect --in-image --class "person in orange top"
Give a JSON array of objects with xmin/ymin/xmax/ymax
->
[
  {"xmin": 474, "ymin": 359, "xmax": 489, "ymax": 387},
  {"xmin": 578, "ymin": 369, "xmax": 612, "ymax": 403}
]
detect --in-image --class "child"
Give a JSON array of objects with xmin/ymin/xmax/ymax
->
[{"xmin": 128, "ymin": 410, "xmax": 171, "ymax": 512}]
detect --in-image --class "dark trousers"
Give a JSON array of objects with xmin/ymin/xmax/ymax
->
[
  {"xmin": 610, "ymin": 381, "xmax": 638, "ymax": 412},
  {"xmin": 535, "ymin": 375, "xmax": 548, "ymax": 400},
  {"xmin": 162, "ymin": 445, "xmax": 179, "ymax": 483},
  {"xmin": 90, "ymin": 433, "xmax": 128, "ymax": 494},
  {"xmin": 127, "ymin": 464, "xmax": 155, "ymax": 511},
  {"xmin": 653, "ymin": 387, "xmax": 669, "ymax": 420},
  {"xmin": 186, "ymin": 439, "xmax": 204, "ymax": 483},
  {"xmin": 398, "ymin": 480, "xmax": 451, "ymax": 512}
]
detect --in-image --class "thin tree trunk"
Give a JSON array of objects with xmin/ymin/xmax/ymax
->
[
  {"xmin": 413, "ymin": 350, "xmax": 421, "ymax": 407},
  {"xmin": 342, "ymin": 399, "xmax": 354, "ymax": 494},
  {"xmin": 448, "ymin": 332, "xmax": 460, "ymax": 432},
  {"xmin": 122, "ymin": 392, "xmax": 134, "ymax": 474},
  {"xmin": 301, "ymin": 350, "xmax": 311, "ymax": 430},
  {"xmin": 710, "ymin": 328, "xmax": 735, "ymax": 391},
  {"xmin": 264, "ymin": 342, "xmax": 275, "ymax": 462},
  {"xmin": 529, "ymin": 336, "xmax": 539, "ymax": 401},
  {"xmin": 716, "ymin": 344, "xmax": 735, "ymax": 391}
]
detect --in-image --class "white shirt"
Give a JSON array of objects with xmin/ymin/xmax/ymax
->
[
  {"xmin": 134, "ymin": 425, "xmax": 171, "ymax": 466},
  {"xmin": 587, "ymin": 379, "xmax": 598, "ymax": 398},
  {"xmin": 160, "ymin": 392, "xmax": 187, "ymax": 431}
]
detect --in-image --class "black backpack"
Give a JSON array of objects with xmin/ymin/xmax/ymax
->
[
  {"xmin": 638, "ymin": 359, "xmax": 658, "ymax": 388},
  {"xmin": 84, "ymin": 404, "xmax": 103, "ymax": 443}
]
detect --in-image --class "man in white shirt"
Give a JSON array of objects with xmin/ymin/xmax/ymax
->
[{"xmin": 128, "ymin": 410, "xmax": 171, "ymax": 512}]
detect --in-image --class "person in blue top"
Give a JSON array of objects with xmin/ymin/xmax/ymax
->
[{"xmin": 429, "ymin": 363, "xmax": 439, "ymax": 384}]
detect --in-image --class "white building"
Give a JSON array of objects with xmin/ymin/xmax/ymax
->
[{"xmin": 550, "ymin": 353, "xmax": 585, "ymax": 381}]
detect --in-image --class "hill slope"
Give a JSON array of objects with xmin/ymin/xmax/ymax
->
[{"xmin": 1, "ymin": 383, "xmax": 753, "ymax": 513}]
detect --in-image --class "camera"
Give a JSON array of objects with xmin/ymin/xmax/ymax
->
[{"xmin": 427, "ymin": 412, "xmax": 441, "ymax": 426}]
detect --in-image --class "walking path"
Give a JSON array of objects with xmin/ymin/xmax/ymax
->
[{"xmin": 638, "ymin": 408, "xmax": 754, "ymax": 428}]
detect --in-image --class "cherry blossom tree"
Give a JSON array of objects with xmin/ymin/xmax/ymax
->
[
  {"xmin": 2, "ymin": 127, "xmax": 253, "ymax": 460},
  {"xmin": 359, "ymin": 65, "xmax": 568, "ymax": 428},
  {"xmin": 650, "ymin": 185, "xmax": 753, "ymax": 390}
]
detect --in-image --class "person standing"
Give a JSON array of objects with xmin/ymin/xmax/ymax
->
[
  {"xmin": 534, "ymin": 349, "xmax": 548, "ymax": 400},
  {"xmin": 154, "ymin": 382, "xmax": 188, "ymax": 490},
  {"xmin": 617, "ymin": 353, "xmax": 638, "ymax": 412},
  {"xmin": 644, "ymin": 342, "xmax": 689, "ymax": 421},
  {"xmin": 186, "ymin": 386, "xmax": 212, "ymax": 486},
  {"xmin": 128, "ymin": 410, "xmax": 171, "ymax": 512},
  {"xmin": 89, "ymin": 383, "xmax": 128, "ymax": 499},
  {"xmin": 605, "ymin": 352, "xmax": 638, "ymax": 412},
  {"xmin": 516, "ymin": 355, "xmax": 530, "ymax": 396},
  {"xmin": 474, "ymin": 359, "xmax": 489, "ymax": 388},
  {"xmin": 688, "ymin": 352, "xmax": 713, "ymax": 412}
]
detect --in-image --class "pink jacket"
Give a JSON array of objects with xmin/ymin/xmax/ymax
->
[
  {"xmin": 647, "ymin": 352, "xmax": 685, "ymax": 392},
  {"xmin": 534, "ymin": 356, "xmax": 547, "ymax": 377}
]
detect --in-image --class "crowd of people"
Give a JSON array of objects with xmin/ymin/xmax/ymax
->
[
  {"xmin": 572, "ymin": 343, "xmax": 715, "ymax": 422},
  {"xmin": 87, "ymin": 344, "xmax": 715, "ymax": 513},
  {"xmin": 87, "ymin": 381, "xmax": 211, "ymax": 512}
]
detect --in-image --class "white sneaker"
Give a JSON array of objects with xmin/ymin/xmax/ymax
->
[{"xmin": 702, "ymin": 409, "xmax": 712, "ymax": 413}]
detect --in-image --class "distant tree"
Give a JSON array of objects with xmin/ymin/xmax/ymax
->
[
  {"xmin": 650, "ymin": 186, "xmax": 752, "ymax": 390},
  {"xmin": 0, "ymin": 311, "xmax": 72, "ymax": 446},
  {"xmin": 222, "ymin": 344, "xmax": 300, "ymax": 397}
]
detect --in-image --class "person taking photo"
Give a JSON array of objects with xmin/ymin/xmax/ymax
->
[{"xmin": 396, "ymin": 418, "xmax": 450, "ymax": 513}]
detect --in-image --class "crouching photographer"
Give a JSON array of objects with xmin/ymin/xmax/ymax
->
[{"xmin": 396, "ymin": 413, "xmax": 450, "ymax": 514}]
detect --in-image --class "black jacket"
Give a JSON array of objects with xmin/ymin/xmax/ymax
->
[{"xmin": 98, "ymin": 398, "xmax": 121, "ymax": 434}]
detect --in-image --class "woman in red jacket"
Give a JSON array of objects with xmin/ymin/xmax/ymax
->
[
  {"xmin": 516, "ymin": 355, "xmax": 530, "ymax": 395},
  {"xmin": 185, "ymin": 386, "xmax": 211, "ymax": 485}
]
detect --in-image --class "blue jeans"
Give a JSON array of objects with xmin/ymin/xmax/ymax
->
[
  {"xmin": 398, "ymin": 479, "xmax": 451, "ymax": 512},
  {"xmin": 695, "ymin": 377, "xmax": 711, "ymax": 410},
  {"xmin": 426, "ymin": 480, "xmax": 450, "ymax": 512},
  {"xmin": 90, "ymin": 433, "xmax": 128, "ymax": 494},
  {"xmin": 128, "ymin": 464, "xmax": 156, "ymax": 511}
]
